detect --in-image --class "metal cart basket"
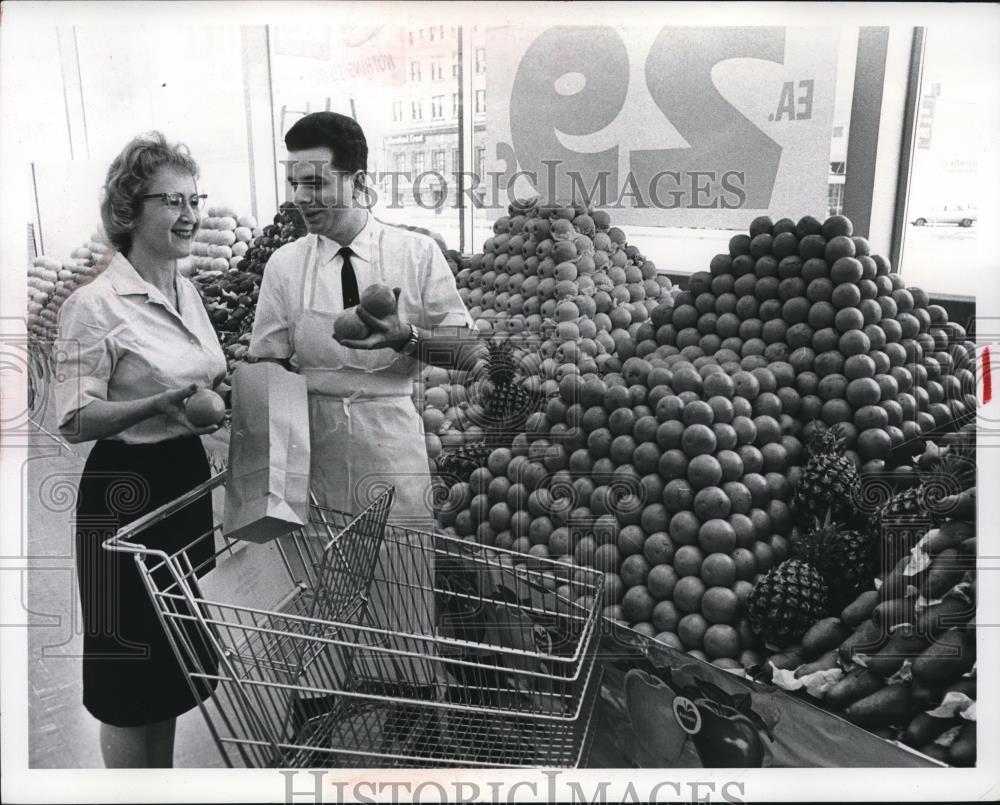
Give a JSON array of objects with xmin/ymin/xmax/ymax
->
[{"xmin": 104, "ymin": 472, "xmax": 605, "ymax": 768}]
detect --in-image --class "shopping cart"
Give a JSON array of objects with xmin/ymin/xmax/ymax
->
[{"xmin": 104, "ymin": 472, "xmax": 605, "ymax": 768}]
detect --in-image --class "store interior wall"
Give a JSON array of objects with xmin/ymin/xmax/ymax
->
[{"xmin": 33, "ymin": 26, "xmax": 256, "ymax": 260}]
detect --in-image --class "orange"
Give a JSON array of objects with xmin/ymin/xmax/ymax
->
[
  {"xmin": 673, "ymin": 544, "xmax": 705, "ymax": 577},
  {"xmin": 694, "ymin": 487, "xmax": 732, "ymax": 520},
  {"xmin": 700, "ymin": 554, "xmax": 737, "ymax": 588},
  {"xmin": 821, "ymin": 214, "xmax": 854, "ymax": 239},
  {"xmin": 488, "ymin": 502, "xmax": 512, "ymax": 532},
  {"xmin": 673, "ymin": 576, "xmax": 707, "ymax": 615},
  {"xmin": 594, "ymin": 542, "xmax": 622, "ymax": 574},
  {"xmin": 640, "ymin": 503, "xmax": 669, "ymax": 535},
  {"xmin": 839, "ymin": 330, "xmax": 871, "ymax": 356},
  {"xmin": 688, "ymin": 454, "xmax": 723, "ymax": 489},
  {"xmin": 668, "ymin": 510, "xmax": 700, "ymax": 546},
  {"xmin": 703, "ymin": 623, "xmax": 741, "ymax": 658},
  {"xmin": 618, "ymin": 524, "xmax": 645, "ymax": 556},
  {"xmin": 652, "ymin": 599, "xmax": 681, "ymax": 632},
  {"xmin": 824, "ymin": 235, "xmax": 856, "ymax": 262},
  {"xmin": 647, "ymin": 564, "xmax": 679, "ymax": 601},
  {"xmin": 621, "ymin": 554, "xmax": 652, "ymax": 588},
  {"xmin": 622, "ymin": 585, "xmax": 656, "ymax": 624},
  {"xmin": 681, "ymin": 424, "xmax": 717, "ymax": 457},
  {"xmin": 678, "ymin": 613, "xmax": 709, "ymax": 649},
  {"xmin": 731, "ymin": 547, "xmax": 757, "ymax": 580},
  {"xmin": 698, "ymin": 519, "xmax": 737, "ymax": 554}
]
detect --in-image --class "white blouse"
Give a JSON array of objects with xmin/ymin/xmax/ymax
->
[{"xmin": 53, "ymin": 253, "xmax": 227, "ymax": 444}]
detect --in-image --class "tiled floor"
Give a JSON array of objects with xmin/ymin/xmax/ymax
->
[{"xmin": 25, "ymin": 406, "xmax": 225, "ymax": 769}]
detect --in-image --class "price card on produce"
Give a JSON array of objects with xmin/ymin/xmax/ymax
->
[{"xmin": 486, "ymin": 26, "xmax": 839, "ymax": 227}]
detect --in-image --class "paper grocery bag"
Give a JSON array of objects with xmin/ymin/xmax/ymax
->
[{"xmin": 223, "ymin": 362, "xmax": 311, "ymax": 543}]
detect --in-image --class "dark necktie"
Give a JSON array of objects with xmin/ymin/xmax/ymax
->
[{"xmin": 338, "ymin": 245, "xmax": 360, "ymax": 308}]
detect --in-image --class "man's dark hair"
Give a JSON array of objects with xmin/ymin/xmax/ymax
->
[{"xmin": 284, "ymin": 112, "xmax": 368, "ymax": 173}]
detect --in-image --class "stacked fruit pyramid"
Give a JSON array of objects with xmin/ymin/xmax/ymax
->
[
  {"xmin": 27, "ymin": 228, "xmax": 113, "ymax": 343},
  {"xmin": 417, "ymin": 197, "xmax": 675, "ymax": 472},
  {"xmin": 411, "ymin": 206, "xmax": 977, "ymax": 751},
  {"xmin": 185, "ymin": 205, "xmax": 260, "ymax": 277}
]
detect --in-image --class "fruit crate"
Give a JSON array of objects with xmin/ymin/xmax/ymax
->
[{"xmin": 104, "ymin": 472, "xmax": 605, "ymax": 768}]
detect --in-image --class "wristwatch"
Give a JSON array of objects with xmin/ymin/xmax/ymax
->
[{"xmin": 400, "ymin": 323, "xmax": 420, "ymax": 356}]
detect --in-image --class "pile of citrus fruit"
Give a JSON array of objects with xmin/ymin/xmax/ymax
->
[{"xmin": 419, "ymin": 205, "xmax": 978, "ymax": 675}]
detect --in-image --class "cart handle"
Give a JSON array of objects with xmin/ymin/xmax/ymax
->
[{"xmin": 103, "ymin": 471, "xmax": 229, "ymax": 554}]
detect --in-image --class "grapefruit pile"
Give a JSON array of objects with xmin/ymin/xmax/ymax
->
[{"xmin": 422, "ymin": 208, "xmax": 977, "ymax": 673}]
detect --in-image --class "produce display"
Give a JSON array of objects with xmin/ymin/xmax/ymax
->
[
  {"xmin": 26, "ymin": 187, "xmax": 980, "ymax": 766},
  {"xmin": 188, "ymin": 203, "xmax": 305, "ymax": 375},
  {"xmin": 405, "ymin": 204, "xmax": 978, "ymax": 766},
  {"xmin": 27, "ymin": 229, "xmax": 111, "ymax": 343}
]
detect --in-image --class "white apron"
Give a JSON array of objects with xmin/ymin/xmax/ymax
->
[{"xmin": 291, "ymin": 233, "xmax": 436, "ymax": 687}]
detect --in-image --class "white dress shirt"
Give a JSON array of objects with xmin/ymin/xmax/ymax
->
[
  {"xmin": 248, "ymin": 214, "xmax": 473, "ymax": 375},
  {"xmin": 54, "ymin": 252, "xmax": 227, "ymax": 444}
]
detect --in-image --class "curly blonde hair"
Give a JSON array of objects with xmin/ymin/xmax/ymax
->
[{"xmin": 100, "ymin": 131, "xmax": 199, "ymax": 255}]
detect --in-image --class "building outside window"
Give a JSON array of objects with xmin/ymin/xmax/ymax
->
[
  {"xmin": 431, "ymin": 95, "xmax": 444, "ymax": 120},
  {"xmin": 392, "ymin": 101, "xmax": 403, "ymax": 123},
  {"xmin": 431, "ymin": 60, "xmax": 443, "ymax": 80},
  {"xmin": 429, "ymin": 26, "xmax": 435, "ymax": 42},
  {"xmin": 475, "ymin": 47, "xmax": 485, "ymax": 74},
  {"xmin": 828, "ymin": 182, "xmax": 845, "ymax": 216},
  {"xmin": 411, "ymin": 100, "xmax": 423, "ymax": 121},
  {"xmin": 475, "ymin": 146, "xmax": 485, "ymax": 180},
  {"xmin": 452, "ymin": 51, "xmax": 459, "ymax": 78},
  {"xmin": 410, "ymin": 61, "xmax": 421, "ymax": 82},
  {"xmin": 452, "ymin": 148, "xmax": 460, "ymax": 173},
  {"xmin": 394, "ymin": 152, "xmax": 407, "ymax": 173},
  {"xmin": 474, "ymin": 89, "xmax": 485, "ymax": 114},
  {"xmin": 413, "ymin": 151, "xmax": 426, "ymax": 176},
  {"xmin": 452, "ymin": 92, "xmax": 459, "ymax": 119},
  {"xmin": 432, "ymin": 149, "xmax": 446, "ymax": 173}
]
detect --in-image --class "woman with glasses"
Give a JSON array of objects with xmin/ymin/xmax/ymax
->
[{"xmin": 54, "ymin": 132, "xmax": 226, "ymax": 767}]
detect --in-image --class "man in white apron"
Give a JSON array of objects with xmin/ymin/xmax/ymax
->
[{"xmin": 247, "ymin": 113, "xmax": 481, "ymax": 743}]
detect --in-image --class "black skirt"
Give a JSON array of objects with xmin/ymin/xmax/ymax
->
[{"xmin": 75, "ymin": 436, "xmax": 218, "ymax": 727}]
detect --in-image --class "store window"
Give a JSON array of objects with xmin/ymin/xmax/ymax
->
[
  {"xmin": 898, "ymin": 27, "xmax": 990, "ymax": 297},
  {"xmin": 474, "ymin": 89, "xmax": 485, "ymax": 114},
  {"xmin": 475, "ymin": 47, "xmax": 485, "ymax": 74},
  {"xmin": 411, "ymin": 100, "xmax": 423, "ymax": 121},
  {"xmin": 828, "ymin": 183, "xmax": 845, "ymax": 216},
  {"xmin": 410, "ymin": 61, "xmax": 421, "ymax": 82},
  {"xmin": 431, "ymin": 95, "xmax": 444, "ymax": 120},
  {"xmin": 475, "ymin": 146, "xmax": 485, "ymax": 180}
]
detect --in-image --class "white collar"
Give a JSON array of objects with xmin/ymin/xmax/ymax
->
[{"xmin": 316, "ymin": 213, "xmax": 377, "ymax": 263}]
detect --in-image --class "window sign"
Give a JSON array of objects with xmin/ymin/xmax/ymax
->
[{"xmin": 485, "ymin": 25, "xmax": 839, "ymax": 227}]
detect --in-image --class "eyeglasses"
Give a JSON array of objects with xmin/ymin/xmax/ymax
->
[{"xmin": 140, "ymin": 192, "xmax": 208, "ymax": 210}]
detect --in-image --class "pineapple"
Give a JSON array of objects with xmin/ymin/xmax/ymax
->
[
  {"xmin": 436, "ymin": 442, "xmax": 493, "ymax": 485},
  {"xmin": 747, "ymin": 557, "xmax": 829, "ymax": 648},
  {"xmin": 791, "ymin": 425, "xmax": 861, "ymax": 527},
  {"xmin": 480, "ymin": 340, "xmax": 544, "ymax": 449},
  {"xmin": 792, "ymin": 514, "xmax": 876, "ymax": 613}
]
